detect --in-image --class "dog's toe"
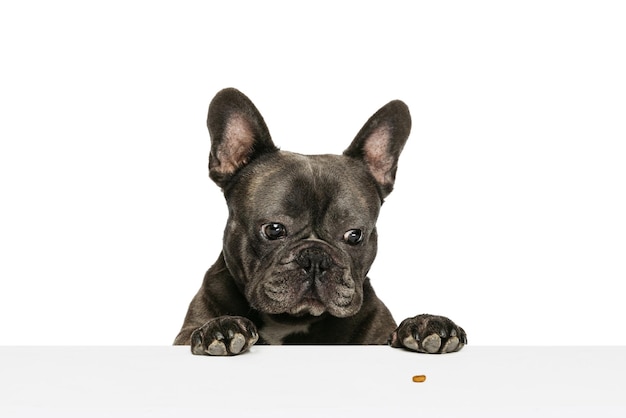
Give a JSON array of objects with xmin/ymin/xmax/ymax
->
[
  {"xmin": 207, "ymin": 340, "xmax": 228, "ymax": 356},
  {"xmin": 442, "ymin": 336, "xmax": 460, "ymax": 353},
  {"xmin": 228, "ymin": 332, "xmax": 247, "ymax": 354},
  {"xmin": 422, "ymin": 334, "xmax": 442, "ymax": 353}
]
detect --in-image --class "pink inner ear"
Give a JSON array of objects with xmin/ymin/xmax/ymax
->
[
  {"xmin": 363, "ymin": 125, "xmax": 394, "ymax": 186},
  {"xmin": 215, "ymin": 113, "xmax": 255, "ymax": 175}
]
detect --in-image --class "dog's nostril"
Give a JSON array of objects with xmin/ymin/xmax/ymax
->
[
  {"xmin": 299, "ymin": 258, "xmax": 312, "ymax": 270},
  {"xmin": 320, "ymin": 257, "xmax": 330, "ymax": 270}
]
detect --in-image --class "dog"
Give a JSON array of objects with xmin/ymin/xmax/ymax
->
[{"xmin": 174, "ymin": 88, "xmax": 466, "ymax": 355}]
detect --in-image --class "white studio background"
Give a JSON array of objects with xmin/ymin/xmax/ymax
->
[{"xmin": 1, "ymin": 1, "xmax": 624, "ymax": 346}]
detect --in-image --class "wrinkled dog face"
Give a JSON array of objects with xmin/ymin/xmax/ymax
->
[
  {"xmin": 222, "ymin": 152, "xmax": 382, "ymax": 319},
  {"xmin": 206, "ymin": 88, "xmax": 410, "ymax": 323}
]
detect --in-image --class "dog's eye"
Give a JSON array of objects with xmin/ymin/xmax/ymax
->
[
  {"xmin": 262, "ymin": 223, "xmax": 287, "ymax": 240},
  {"xmin": 343, "ymin": 229, "xmax": 363, "ymax": 245}
]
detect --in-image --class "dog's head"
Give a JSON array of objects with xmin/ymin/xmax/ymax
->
[{"xmin": 207, "ymin": 88, "xmax": 410, "ymax": 320}]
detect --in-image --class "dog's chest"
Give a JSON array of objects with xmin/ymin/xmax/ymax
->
[{"xmin": 258, "ymin": 315, "xmax": 311, "ymax": 345}]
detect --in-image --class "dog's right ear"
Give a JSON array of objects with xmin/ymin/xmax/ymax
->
[{"xmin": 207, "ymin": 88, "xmax": 278, "ymax": 188}]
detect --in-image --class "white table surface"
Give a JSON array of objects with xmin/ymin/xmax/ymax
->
[{"xmin": 1, "ymin": 345, "xmax": 625, "ymax": 417}]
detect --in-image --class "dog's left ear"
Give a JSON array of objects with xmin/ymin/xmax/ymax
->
[{"xmin": 343, "ymin": 100, "xmax": 411, "ymax": 198}]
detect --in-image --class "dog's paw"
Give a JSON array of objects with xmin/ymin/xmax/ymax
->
[
  {"xmin": 389, "ymin": 314, "xmax": 467, "ymax": 354},
  {"xmin": 191, "ymin": 316, "xmax": 259, "ymax": 356}
]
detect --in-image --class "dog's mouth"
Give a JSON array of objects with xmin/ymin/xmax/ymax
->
[
  {"xmin": 287, "ymin": 297, "xmax": 327, "ymax": 317},
  {"xmin": 259, "ymin": 280, "xmax": 331, "ymax": 316},
  {"xmin": 253, "ymin": 272, "xmax": 361, "ymax": 319}
]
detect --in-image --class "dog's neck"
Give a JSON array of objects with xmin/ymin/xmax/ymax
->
[{"xmin": 258, "ymin": 314, "xmax": 312, "ymax": 345}]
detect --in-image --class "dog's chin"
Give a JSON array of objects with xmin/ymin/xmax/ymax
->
[
  {"xmin": 287, "ymin": 299, "xmax": 327, "ymax": 317},
  {"xmin": 255, "ymin": 299, "xmax": 327, "ymax": 319},
  {"xmin": 258, "ymin": 297, "xmax": 361, "ymax": 320}
]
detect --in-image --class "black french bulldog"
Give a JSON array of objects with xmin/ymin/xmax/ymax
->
[{"xmin": 174, "ymin": 88, "xmax": 466, "ymax": 355}]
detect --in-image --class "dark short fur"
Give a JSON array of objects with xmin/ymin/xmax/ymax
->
[{"xmin": 174, "ymin": 88, "xmax": 466, "ymax": 355}]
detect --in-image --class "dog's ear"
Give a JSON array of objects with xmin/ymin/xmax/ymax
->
[
  {"xmin": 343, "ymin": 100, "xmax": 411, "ymax": 198},
  {"xmin": 207, "ymin": 88, "xmax": 278, "ymax": 188}
]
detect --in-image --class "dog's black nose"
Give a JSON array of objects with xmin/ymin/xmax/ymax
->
[{"xmin": 296, "ymin": 248, "xmax": 331, "ymax": 280}]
